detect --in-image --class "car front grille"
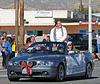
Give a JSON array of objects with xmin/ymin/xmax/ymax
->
[{"xmin": 19, "ymin": 61, "xmax": 37, "ymax": 67}]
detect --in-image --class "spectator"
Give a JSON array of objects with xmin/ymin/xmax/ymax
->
[
  {"xmin": 1, "ymin": 38, "xmax": 6, "ymax": 68},
  {"xmin": 97, "ymin": 33, "xmax": 100, "ymax": 53},
  {"xmin": 11, "ymin": 34, "xmax": 16, "ymax": 58},
  {"xmin": 5, "ymin": 37, "xmax": 12, "ymax": 68},
  {"xmin": 50, "ymin": 21, "xmax": 67, "ymax": 42},
  {"xmin": 1, "ymin": 32, "xmax": 7, "ymax": 43},
  {"xmin": 25, "ymin": 37, "xmax": 31, "ymax": 49},
  {"xmin": 0, "ymin": 35, "xmax": 1, "ymax": 43},
  {"xmin": 31, "ymin": 36, "xmax": 36, "ymax": 44},
  {"xmin": 92, "ymin": 30, "xmax": 96, "ymax": 38},
  {"xmin": 42, "ymin": 39, "xmax": 47, "ymax": 42},
  {"xmin": 67, "ymin": 35, "xmax": 71, "ymax": 41},
  {"xmin": 47, "ymin": 36, "xmax": 51, "ymax": 42}
]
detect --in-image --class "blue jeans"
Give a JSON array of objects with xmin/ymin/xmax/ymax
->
[{"xmin": 97, "ymin": 44, "xmax": 100, "ymax": 53}]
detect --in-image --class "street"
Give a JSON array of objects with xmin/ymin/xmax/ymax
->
[{"xmin": 0, "ymin": 60, "xmax": 100, "ymax": 84}]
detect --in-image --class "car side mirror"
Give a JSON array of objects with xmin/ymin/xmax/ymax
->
[
  {"xmin": 18, "ymin": 50, "xmax": 23, "ymax": 55},
  {"xmin": 68, "ymin": 50, "xmax": 75, "ymax": 55},
  {"xmin": 18, "ymin": 48, "xmax": 25, "ymax": 55}
]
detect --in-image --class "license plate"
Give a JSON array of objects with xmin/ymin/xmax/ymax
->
[
  {"xmin": 22, "ymin": 68, "xmax": 32, "ymax": 75},
  {"xmin": 22, "ymin": 68, "xmax": 27, "ymax": 74}
]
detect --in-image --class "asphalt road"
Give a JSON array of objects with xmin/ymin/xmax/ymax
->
[{"xmin": 0, "ymin": 61, "xmax": 100, "ymax": 84}]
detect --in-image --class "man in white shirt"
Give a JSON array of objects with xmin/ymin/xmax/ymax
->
[{"xmin": 50, "ymin": 21, "xmax": 67, "ymax": 42}]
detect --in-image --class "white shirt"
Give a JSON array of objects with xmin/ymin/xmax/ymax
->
[
  {"xmin": 97, "ymin": 36, "xmax": 100, "ymax": 44},
  {"xmin": 50, "ymin": 26, "xmax": 67, "ymax": 42}
]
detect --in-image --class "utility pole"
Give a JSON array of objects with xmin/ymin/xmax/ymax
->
[
  {"xmin": 15, "ymin": 0, "xmax": 19, "ymax": 52},
  {"xmin": 80, "ymin": 0, "xmax": 82, "ymax": 13},
  {"xmin": 19, "ymin": 0, "xmax": 24, "ymax": 50},
  {"xmin": 80, "ymin": 0, "xmax": 83, "ymax": 13},
  {"xmin": 88, "ymin": 0, "xmax": 92, "ymax": 53}
]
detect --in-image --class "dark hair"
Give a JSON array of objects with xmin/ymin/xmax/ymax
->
[
  {"xmin": 2, "ymin": 38, "xmax": 4, "ymax": 40},
  {"xmin": 55, "ymin": 21, "xmax": 61, "ymax": 27},
  {"xmin": 47, "ymin": 36, "xmax": 50, "ymax": 38},
  {"xmin": 42, "ymin": 39, "xmax": 47, "ymax": 42},
  {"xmin": 3, "ymin": 32, "xmax": 6, "ymax": 34},
  {"xmin": 92, "ymin": 30, "xmax": 95, "ymax": 32},
  {"xmin": 7, "ymin": 37, "xmax": 11, "ymax": 40},
  {"xmin": 26, "ymin": 37, "xmax": 31, "ymax": 43},
  {"xmin": 55, "ymin": 21, "xmax": 58, "ymax": 27}
]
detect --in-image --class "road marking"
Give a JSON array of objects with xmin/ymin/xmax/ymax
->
[
  {"xmin": 0, "ymin": 75, "xmax": 7, "ymax": 77},
  {"xmin": 0, "ymin": 69, "xmax": 7, "ymax": 71},
  {"xmin": 94, "ymin": 67, "xmax": 100, "ymax": 69}
]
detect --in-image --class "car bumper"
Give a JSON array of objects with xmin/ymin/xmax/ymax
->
[{"xmin": 7, "ymin": 66, "xmax": 57, "ymax": 78}]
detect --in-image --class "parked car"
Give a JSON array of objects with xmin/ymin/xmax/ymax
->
[
  {"xmin": 68, "ymin": 33, "xmax": 97, "ymax": 53},
  {"xmin": 7, "ymin": 42, "xmax": 94, "ymax": 82}
]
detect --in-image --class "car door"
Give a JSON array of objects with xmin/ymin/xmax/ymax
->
[{"xmin": 66, "ymin": 53, "xmax": 86, "ymax": 75}]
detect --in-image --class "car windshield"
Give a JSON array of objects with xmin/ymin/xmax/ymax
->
[{"xmin": 26, "ymin": 42, "xmax": 65, "ymax": 54}]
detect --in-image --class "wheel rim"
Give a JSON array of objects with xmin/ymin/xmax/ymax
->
[
  {"xmin": 92, "ymin": 46, "xmax": 95, "ymax": 53},
  {"xmin": 87, "ymin": 64, "xmax": 92, "ymax": 78},
  {"xmin": 58, "ymin": 65, "xmax": 64, "ymax": 81}
]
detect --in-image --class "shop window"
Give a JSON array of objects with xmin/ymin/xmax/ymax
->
[
  {"xmin": 37, "ymin": 31, "xmax": 43, "ymax": 36},
  {"xmin": 9, "ymin": 31, "xmax": 15, "ymax": 35},
  {"xmin": 44, "ymin": 30, "xmax": 50, "ymax": 34},
  {"xmin": 80, "ymin": 30, "xmax": 86, "ymax": 34},
  {"xmin": 27, "ymin": 31, "xmax": 34, "ymax": 36}
]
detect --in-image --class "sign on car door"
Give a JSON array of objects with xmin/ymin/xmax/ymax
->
[{"xmin": 66, "ymin": 53, "xmax": 86, "ymax": 75}]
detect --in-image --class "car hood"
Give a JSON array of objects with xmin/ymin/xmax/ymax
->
[{"xmin": 10, "ymin": 53, "xmax": 64, "ymax": 61}]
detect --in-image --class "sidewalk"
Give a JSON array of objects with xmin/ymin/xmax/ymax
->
[{"xmin": 0, "ymin": 56, "xmax": 2, "ymax": 69}]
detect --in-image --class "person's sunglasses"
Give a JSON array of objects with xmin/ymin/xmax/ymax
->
[{"xmin": 68, "ymin": 44, "xmax": 72, "ymax": 46}]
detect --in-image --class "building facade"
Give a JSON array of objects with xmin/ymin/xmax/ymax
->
[{"xmin": 0, "ymin": 9, "xmax": 100, "ymax": 36}]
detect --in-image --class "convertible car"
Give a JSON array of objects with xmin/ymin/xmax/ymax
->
[{"xmin": 7, "ymin": 42, "xmax": 94, "ymax": 81}]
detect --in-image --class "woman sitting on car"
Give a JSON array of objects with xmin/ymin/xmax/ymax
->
[{"xmin": 67, "ymin": 41, "xmax": 80, "ymax": 53}]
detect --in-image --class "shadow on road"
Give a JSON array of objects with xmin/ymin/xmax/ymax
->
[{"xmin": 11, "ymin": 77, "xmax": 99, "ymax": 82}]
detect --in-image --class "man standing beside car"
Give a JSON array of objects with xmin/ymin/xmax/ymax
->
[
  {"xmin": 50, "ymin": 21, "xmax": 67, "ymax": 42},
  {"xmin": 5, "ymin": 37, "xmax": 12, "ymax": 68}
]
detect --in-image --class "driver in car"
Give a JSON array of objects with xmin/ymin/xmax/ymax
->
[{"xmin": 67, "ymin": 41, "xmax": 80, "ymax": 53}]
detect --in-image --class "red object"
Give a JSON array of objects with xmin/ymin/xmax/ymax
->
[
  {"xmin": 30, "ymin": 36, "xmax": 34, "ymax": 39},
  {"xmin": 94, "ymin": 55, "xmax": 98, "ymax": 58},
  {"xmin": 79, "ymin": 21, "xmax": 98, "ymax": 25},
  {"xmin": 21, "ymin": 61, "xmax": 33, "ymax": 75}
]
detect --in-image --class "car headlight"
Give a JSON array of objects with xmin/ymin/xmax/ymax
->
[
  {"xmin": 8, "ymin": 61, "xmax": 13, "ymax": 66},
  {"xmin": 37, "ymin": 61, "xmax": 54, "ymax": 66},
  {"xmin": 8, "ymin": 61, "xmax": 19, "ymax": 66}
]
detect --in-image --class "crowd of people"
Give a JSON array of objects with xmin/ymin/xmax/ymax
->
[
  {"xmin": 0, "ymin": 20, "xmax": 100, "ymax": 68},
  {"xmin": 0, "ymin": 33, "xmax": 16, "ymax": 68}
]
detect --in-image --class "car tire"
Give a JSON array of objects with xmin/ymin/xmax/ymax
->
[
  {"xmin": 56, "ymin": 64, "xmax": 64, "ymax": 82},
  {"xmin": 82, "ymin": 63, "xmax": 92, "ymax": 79},
  {"xmin": 8, "ymin": 77, "xmax": 20, "ymax": 81},
  {"xmin": 92, "ymin": 45, "xmax": 96, "ymax": 53}
]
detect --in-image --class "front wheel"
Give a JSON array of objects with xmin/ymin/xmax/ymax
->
[
  {"xmin": 83, "ymin": 63, "xmax": 92, "ymax": 79},
  {"xmin": 56, "ymin": 64, "xmax": 64, "ymax": 82},
  {"xmin": 92, "ymin": 45, "xmax": 96, "ymax": 53},
  {"xmin": 8, "ymin": 77, "xmax": 20, "ymax": 81}
]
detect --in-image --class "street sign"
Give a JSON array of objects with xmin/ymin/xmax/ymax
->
[
  {"xmin": 35, "ymin": 11, "xmax": 52, "ymax": 17},
  {"xmin": 79, "ymin": 21, "xmax": 98, "ymax": 25}
]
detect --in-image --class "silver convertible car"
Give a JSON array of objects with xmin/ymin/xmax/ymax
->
[{"xmin": 7, "ymin": 42, "xmax": 94, "ymax": 81}]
